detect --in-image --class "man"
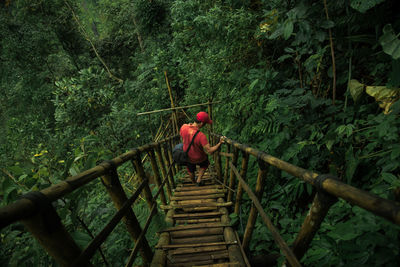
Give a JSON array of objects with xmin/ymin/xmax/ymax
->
[{"xmin": 180, "ymin": 111, "xmax": 225, "ymax": 185}]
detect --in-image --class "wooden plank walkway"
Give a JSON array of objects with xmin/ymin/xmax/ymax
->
[{"xmin": 152, "ymin": 170, "xmax": 248, "ymax": 267}]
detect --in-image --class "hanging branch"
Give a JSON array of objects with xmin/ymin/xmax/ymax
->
[
  {"xmin": 323, "ymin": 0, "xmax": 337, "ymax": 105},
  {"xmin": 64, "ymin": 0, "xmax": 123, "ymax": 83}
]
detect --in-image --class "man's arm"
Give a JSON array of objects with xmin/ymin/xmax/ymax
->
[{"xmin": 203, "ymin": 137, "xmax": 225, "ymax": 155}]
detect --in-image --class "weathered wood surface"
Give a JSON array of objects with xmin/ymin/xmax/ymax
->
[{"xmin": 151, "ymin": 170, "xmax": 246, "ymax": 267}]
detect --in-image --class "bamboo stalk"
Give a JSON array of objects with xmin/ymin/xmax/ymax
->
[
  {"xmin": 223, "ymin": 145, "xmax": 231, "ymax": 186},
  {"xmin": 234, "ymin": 152, "xmax": 249, "ymax": 214},
  {"xmin": 148, "ymin": 150, "xmax": 167, "ymax": 206},
  {"xmin": 21, "ymin": 199, "xmax": 87, "ymax": 267},
  {"xmin": 164, "ymin": 71, "xmax": 179, "ymax": 134},
  {"xmin": 100, "ymin": 173, "xmax": 152, "ymax": 265},
  {"xmin": 241, "ymin": 162, "xmax": 267, "ymax": 251},
  {"xmin": 291, "ymin": 191, "xmax": 336, "ymax": 260},
  {"xmin": 74, "ymin": 179, "xmax": 150, "ymax": 266},
  {"xmin": 125, "ymin": 203, "xmax": 158, "ymax": 267},
  {"xmin": 229, "ymin": 163, "xmax": 301, "ymax": 267},
  {"xmin": 228, "ymin": 148, "xmax": 239, "ymax": 202},
  {"xmin": 137, "ymin": 101, "xmax": 221, "ymax": 116},
  {"xmin": 215, "ymin": 139, "xmax": 223, "ymax": 181},
  {"xmin": 162, "ymin": 144, "xmax": 176, "ymax": 188},
  {"xmin": 219, "ymin": 152, "xmax": 234, "ymax": 158},
  {"xmin": 132, "ymin": 156, "xmax": 155, "ymax": 210},
  {"xmin": 155, "ymin": 145, "xmax": 173, "ymax": 199}
]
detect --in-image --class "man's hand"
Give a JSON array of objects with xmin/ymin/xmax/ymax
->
[{"xmin": 219, "ymin": 136, "xmax": 226, "ymax": 144}]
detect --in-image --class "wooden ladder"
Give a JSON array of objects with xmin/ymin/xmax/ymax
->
[{"xmin": 152, "ymin": 171, "xmax": 248, "ymax": 267}]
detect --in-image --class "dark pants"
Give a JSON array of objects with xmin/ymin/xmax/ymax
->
[{"xmin": 186, "ymin": 159, "xmax": 209, "ymax": 174}]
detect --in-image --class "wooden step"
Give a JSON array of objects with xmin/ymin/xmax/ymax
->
[
  {"xmin": 193, "ymin": 262, "xmax": 241, "ymax": 267},
  {"xmin": 169, "ymin": 245, "xmax": 227, "ymax": 256},
  {"xmin": 170, "ymin": 227, "xmax": 224, "ymax": 238},
  {"xmin": 172, "ymin": 193, "xmax": 225, "ymax": 201},
  {"xmin": 173, "ymin": 211, "xmax": 223, "ymax": 219},
  {"xmin": 175, "ymin": 185, "xmax": 223, "ymax": 191},
  {"xmin": 174, "ymin": 189, "xmax": 226, "ymax": 196},
  {"xmin": 171, "ymin": 250, "xmax": 229, "ymax": 263},
  {"xmin": 171, "ymin": 235, "xmax": 224, "ymax": 244},
  {"xmin": 176, "ymin": 217, "xmax": 220, "ymax": 224}
]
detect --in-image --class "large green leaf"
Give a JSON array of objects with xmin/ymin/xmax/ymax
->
[
  {"xmin": 379, "ymin": 24, "xmax": 400, "ymax": 60},
  {"xmin": 349, "ymin": 79, "xmax": 364, "ymax": 102},
  {"xmin": 283, "ymin": 20, "xmax": 293, "ymax": 40},
  {"xmin": 350, "ymin": 0, "xmax": 386, "ymax": 13}
]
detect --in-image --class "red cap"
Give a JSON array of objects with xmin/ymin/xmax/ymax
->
[{"xmin": 196, "ymin": 111, "xmax": 213, "ymax": 124}]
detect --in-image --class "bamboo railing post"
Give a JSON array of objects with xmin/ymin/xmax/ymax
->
[
  {"xmin": 132, "ymin": 154, "xmax": 155, "ymax": 210},
  {"xmin": 234, "ymin": 151, "xmax": 250, "ymax": 214},
  {"xmin": 291, "ymin": 175, "xmax": 339, "ymax": 260},
  {"xmin": 208, "ymin": 101, "xmax": 214, "ymax": 146},
  {"xmin": 163, "ymin": 144, "xmax": 176, "ymax": 188},
  {"xmin": 215, "ymin": 142, "xmax": 223, "ymax": 182},
  {"xmin": 227, "ymin": 147, "xmax": 239, "ymax": 202},
  {"xmin": 19, "ymin": 192, "xmax": 87, "ymax": 267},
  {"xmin": 155, "ymin": 145, "xmax": 173, "ymax": 199},
  {"xmin": 242, "ymin": 159, "xmax": 268, "ymax": 251},
  {"xmin": 223, "ymin": 144, "xmax": 231, "ymax": 186},
  {"xmin": 169, "ymin": 140, "xmax": 179, "ymax": 174},
  {"xmin": 100, "ymin": 163, "xmax": 153, "ymax": 265},
  {"xmin": 148, "ymin": 149, "xmax": 167, "ymax": 206}
]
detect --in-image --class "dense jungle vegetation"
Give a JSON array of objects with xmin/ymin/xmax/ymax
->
[{"xmin": 1, "ymin": 0, "xmax": 400, "ymax": 265}]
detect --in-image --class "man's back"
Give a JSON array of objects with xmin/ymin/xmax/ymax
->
[{"xmin": 180, "ymin": 124, "xmax": 208, "ymax": 163}]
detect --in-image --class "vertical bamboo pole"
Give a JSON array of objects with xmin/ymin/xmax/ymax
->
[
  {"xmin": 169, "ymin": 140, "xmax": 179, "ymax": 174},
  {"xmin": 132, "ymin": 155, "xmax": 155, "ymax": 210},
  {"xmin": 101, "ymin": 167, "xmax": 153, "ymax": 265},
  {"xmin": 155, "ymin": 145, "xmax": 172, "ymax": 199},
  {"xmin": 223, "ymin": 145, "xmax": 231, "ymax": 186},
  {"xmin": 148, "ymin": 149, "xmax": 167, "ymax": 206},
  {"xmin": 215, "ymin": 147, "xmax": 223, "ymax": 182},
  {"xmin": 21, "ymin": 193, "xmax": 87, "ymax": 266},
  {"xmin": 227, "ymin": 147, "xmax": 239, "ymax": 202},
  {"xmin": 291, "ymin": 191, "xmax": 337, "ymax": 259},
  {"xmin": 208, "ymin": 101, "xmax": 214, "ymax": 146},
  {"xmin": 163, "ymin": 144, "xmax": 176, "ymax": 188},
  {"xmin": 234, "ymin": 152, "xmax": 250, "ymax": 214},
  {"xmin": 164, "ymin": 71, "xmax": 179, "ymax": 135},
  {"xmin": 151, "ymin": 232, "xmax": 170, "ymax": 267},
  {"xmin": 242, "ymin": 160, "xmax": 268, "ymax": 251}
]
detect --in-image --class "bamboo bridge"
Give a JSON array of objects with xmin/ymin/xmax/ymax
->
[{"xmin": 1, "ymin": 104, "xmax": 400, "ymax": 266}]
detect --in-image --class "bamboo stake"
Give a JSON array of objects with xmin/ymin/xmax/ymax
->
[
  {"xmin": 74, "ymin": 180, "xmax": 149, "ymax": 266},
  {"xmin": 162, "ymin": 144, "xmax": 176, "ymax": 188},
  {"xmin": 21, "ymin": 194, "xmax": 87, "ymax": 267},
  {"xmin": 164, "ymin": 71, "xmax": 179, "ymax": 134},
  {"xmin": 241, "ymin": 160, "xmax": 268, "ymax": 251},
  {"xmin": 132, "ymin": 156, "xmax": 155, "ymax": 210},
  {"xmin": 125, "ymin": 203, "xmax": 158, "ymax": 267},
  {"xmin": 228, "ymin": 147, "xmax": 239, "ymax": 202},
  {"xmin": 234, "ymin": 152, "xmax": 249, "ymax": 214},
  {"xmin": 229, "ymin": 163, "xmax": 301, "ymax": 267},
  {"xmin": 208, "ymin": 101, "xmax": 214, "ymax": 146},
  {"xmin": 155, "ymin": 145, "xmax": 173, "ymax": 199},
  {"xmin": 223, "ymin": 145, "xmax": 231, "ymax": 186},
  {"xmin": 100, "ymin": 171, "xmax": 152, "ymax": 265},
  {"xmin": 148, "ymin": 150, "xmax": 167, "ymax": 206},
  {"xmin": 137, "ymin": 102, "xmax": 221, "ymax": 116},
  {"xmin": 215, "ymin": 139, "xmax": 223, "ymax": 181},
  {"xmin": 291, "ymin": 191, "xmax": 337, "ymax": 260}
]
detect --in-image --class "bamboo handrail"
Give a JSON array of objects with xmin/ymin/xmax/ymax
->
[
  {"xmin": 212, "ymin": 133, "xmax": 400, "ymax": 225},
  {"xmin": 0, "ymin": 135, "xmax": 179, "ymax": 230},
  {"xmin": 229, "ymin": 162, "xmax": 301, "ymax": 267},
  {"xmin": 136, "ymin": 101, "xmax": 221, "ymax": 116}
]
